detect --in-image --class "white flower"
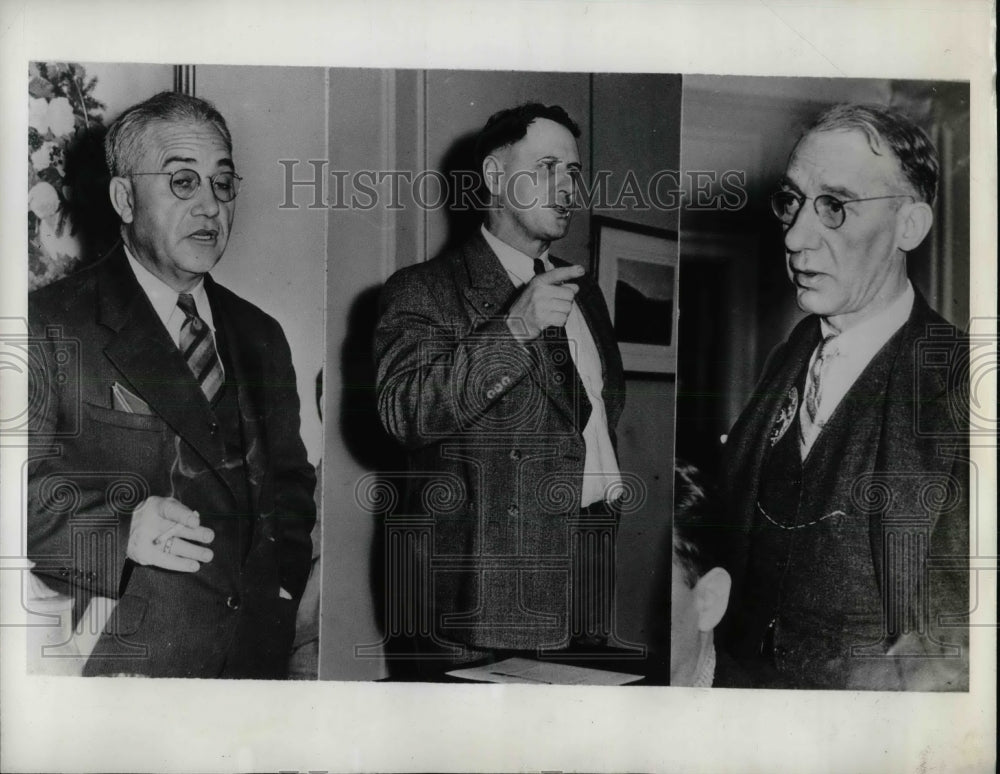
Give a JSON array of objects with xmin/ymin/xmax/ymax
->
[
  {"xmin": 30, "ymin": 141, "xmax": 57, "ymax": 171},
  {"xmin": 38, "ymin": 216, "xmax": 81, "ymax": 262},
  {"xmin": 28, "ymin": 181, "xmax": 60, "ymax": 221},
  {"xmin": 46, "ymin": 97, "xmax": 75, "ymax": 136},
  {"xmin": 28, "ymin": 97, "xmax": 77, "ymax": 137},
  {"xmin": 29, "ymin": 97, "xmax": 49, "ymax": 131}
]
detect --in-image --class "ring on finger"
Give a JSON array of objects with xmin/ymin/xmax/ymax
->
[{"xmin": 162, "ymin": 536, "xmax": 176, "ymax": 555}]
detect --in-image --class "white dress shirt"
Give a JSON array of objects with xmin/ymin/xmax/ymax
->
[
  {"xmin": 481, "ymin": 226, "xmax": 622, "ymax": 506},
  {"xmin": 124, "ymin": 246, "xmax": 223, "ymax": 379},
  {"xmin": 799, "ymin": 281, "xmax": 914, "ymax": 458}
]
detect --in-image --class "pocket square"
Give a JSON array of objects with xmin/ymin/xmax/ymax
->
[{"xmin": 111, "ymin": 382, "xmax": 154, "ymax": 415}]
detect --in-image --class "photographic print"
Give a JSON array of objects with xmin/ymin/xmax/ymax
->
[
  {"xmin": 593, "ymin": 217, "xmax": 678, "ymax": 374},
  {"xmin": 0, "ymin": 3, "xmax": 994, "ymax": 773}
]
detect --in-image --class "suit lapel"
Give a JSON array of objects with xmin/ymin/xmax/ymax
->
[
  {"xmin": 459, "ymin": 232, "xmax": 519, "ymax": 323},
  {"xmin": 458, "ymin": 234, "xmax": 586, "ymax": 429},
  {"xmin": 97, "ymin": 245, "xmax": 229, "ymax": 482},
  {"xmin": 206, "ymin": 276, "xmax": 266, "ymax": 514},
  {"xmin": 865, "ymin": 290, "xmax": 955, "ymax": 591},
  {"xmin": 726, "ymin": 318, "xmax": 821, "ymax": 531}
]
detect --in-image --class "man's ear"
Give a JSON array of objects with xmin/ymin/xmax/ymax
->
[
  {"xmin": 694, "ymin": 567, "xmax": 732, "ymax": 632},
  {"xmin": 896, "ymin": 200, "xmax": 933, "ymax": 252},
  {"xmin": 482, "ymin": 154, "xmax": 504, "ymax": 198},
  {"xmin": 109, "ymin": 176, "xmax": 135, "ymax": 224}
]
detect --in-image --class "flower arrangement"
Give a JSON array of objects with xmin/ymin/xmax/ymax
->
[{"xmin": 28, "ymin": 62, "xmax": 106, "ymax": 290}]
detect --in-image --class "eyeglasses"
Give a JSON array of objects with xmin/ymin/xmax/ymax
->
[
  {"xmin": 770, "ymin": 190, "xmax": 913, "ymax": 230},
  {"xmin": 131, "ymin": 169, "xmax": 243, "ymax": 203}
]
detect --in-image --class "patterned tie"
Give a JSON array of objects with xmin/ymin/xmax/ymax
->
[
  {"xmin": 177, "ymin": 293, "xmax": 224, "ymax": 403},
  {"xmin": 534, "ymin": 259, "xmax": 585, "ymax": 429},
  {"xmin": 804, "ymin": 333, "xmax": 838, "ymax": 426}
]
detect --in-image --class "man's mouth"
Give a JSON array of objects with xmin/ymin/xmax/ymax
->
[
  {"xmin": 189, "ymin": 229, "xmax": 219, "ymax": 242},
  {"xmin": 549, "ymin": 204, "xmax": 572, "ymax": 217},
  {"xmin": 792, "ymin": 268, "xmax": 824, "ymax": 286}
]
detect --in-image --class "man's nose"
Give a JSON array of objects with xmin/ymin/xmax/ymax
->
[
  {"xmin": 783, "ymin": 199, "xmax": 822, "ymax": 253},
  {"xmin": 556, "ymin": 168, "xmax": 577, "ymax": 203},
  {"xmin": 190, "ymin": 178, "xmax": 222, "ymax": 216}
]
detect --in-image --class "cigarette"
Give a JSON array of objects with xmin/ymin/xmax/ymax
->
[{"xmin": 152, "ymin": 521, "xmax": 186, "ymax": 545}]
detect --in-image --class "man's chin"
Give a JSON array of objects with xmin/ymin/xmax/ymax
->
[
  {"xmin": 546, "ymin": 220, "xmax": 572, "ymax": 239},
  {"xmin": 185, "ymin": 244, "xmax": 226, "ymax": 270},
  {"xmin": 795, "ymin": 288, "xmax": 831, "ymax": 316}
]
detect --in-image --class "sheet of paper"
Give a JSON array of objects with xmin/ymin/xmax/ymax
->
[{"xmin": 447, "ymin": 657, "xmax": 644, "ymax": 686}]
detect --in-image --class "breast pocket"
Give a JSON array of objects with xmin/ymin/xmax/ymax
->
[
  {"xmin": 82, "ymin": 402, "xmax": 173, "ymax": 488},
  {"xmin": 83, "ymin": 402, "xmax": 168, "ymax": 433}
]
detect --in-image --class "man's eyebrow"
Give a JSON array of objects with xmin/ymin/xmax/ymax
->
[
  {"xmin": 161, "ymin": 155, "xmax": 235, "ymax": 170},
  {"xmin": 818, "ymin": 183, "xmax": 860, "ymax": 200},
  {"xmin": 778, "ymin": 176, "xmax": 802, "ymax": 193},
  {"xmin": 161, "ymin": 155, "xmax": 197, "ymax": 168},
  {"xmin": 779, "ymin": 176, "xmax": 860, "ymax": 200},
  {"xmin": 537, "ymin": 155, "xmax": 582, "ymax": 169}
]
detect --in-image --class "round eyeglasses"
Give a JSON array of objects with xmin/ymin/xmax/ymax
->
[
  {"xmin": 131, "ymin": 169, "xmax": 243, "ymax": 203},
  {"xmin": 770, "ymin": 190, "xmax": 913, "ymax": 230}
]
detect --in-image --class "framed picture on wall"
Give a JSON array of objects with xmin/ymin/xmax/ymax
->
[{"xmin": 592, "ymin": 217, "xmax": 679, "ymax": 374}]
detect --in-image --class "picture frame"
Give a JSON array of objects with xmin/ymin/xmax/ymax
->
[{"xmin": 592, "ymin": 216, "xmax": 679, "ymax": 374}]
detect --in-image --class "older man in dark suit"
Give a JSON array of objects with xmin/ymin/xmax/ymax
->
[
  {"xmin": 720, "ymin": 104, "xmax": 968, "ymax": 691},
  {"xmin": 28, "ymin": 91, "xmax": 316, "ymax": 678},
  {"xmin": 375, "ymin": 103, "xmax": 626, "ymax": 676}
]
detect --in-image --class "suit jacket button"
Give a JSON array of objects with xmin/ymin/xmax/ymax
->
[
  {"xmin": 509, "ymin": 449, "xmax": 521, "ymax": 461},
  {"xmin": 210, "ymin": 423, "xmax": 220, "ymax": 436},
  {"xmin": 226, "ymin": 594, "xmax": 241, "ymax": 610}
]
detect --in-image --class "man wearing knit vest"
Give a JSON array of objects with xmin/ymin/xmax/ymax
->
[{"xmin": 720, "ymin": 104, "xmax": 969, "ymax": 691}]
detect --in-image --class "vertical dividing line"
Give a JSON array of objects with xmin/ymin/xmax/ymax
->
[
  {"xmin": 419, "ymin": 70, "xmax": 428, "ymax": 265},
  {"xmin": 668, "ymin": 73, "xmax": 688, "ymax": 685},
  {"xmin": 316, "ymin": 65, "xmax": 330, "ymax": 681},
  {"xmin": 173, "ymin": 66, "xmax": 196, "ymax": 97},
  {"xmin": 381, "ymin": 70, "xmax": 397, "ymax": 282},
  {"xmin": 942, "ymin": 124, "xmax": 955, "ymax": 324},
  {"xmin": 588, "ymin": 73, "xmax": 595, "ymax": 259},
  {"xmin": 929, "ymin": 124, "xmax": 942, "ymax": 311}
]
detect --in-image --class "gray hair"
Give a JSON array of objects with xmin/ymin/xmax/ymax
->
[
  {"xmin": 805, "ymin": 103, "xmax": 939, "ymax": 206},
  {"xmin": 104, "ymin": 91, "xmax": 232, "ymax": 177}
]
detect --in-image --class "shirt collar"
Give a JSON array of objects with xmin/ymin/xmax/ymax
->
[
  {"xmin": 819, "ymin": 280, "xmax": 914, "ymax": 358},
  {"xmin": 123, "ymin": 244, "xmax": 214, "ymax": 331},
  {"xmin": 480, "ymin": 224, "xmax": 550, "ymax": 285}
]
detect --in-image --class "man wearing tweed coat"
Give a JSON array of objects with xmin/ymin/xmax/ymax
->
[{"xmin": 375, "ymin": 103, "xmax": 626, "ymax": 676}]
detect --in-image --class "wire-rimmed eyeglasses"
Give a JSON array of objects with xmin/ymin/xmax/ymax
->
[
  {"xmin": 131, "ymin": 169, "xmax": 243, "ymax": 203},
  {"xmin": 770, "ymin": 190, "xmax": 913, "ymax": 230}
]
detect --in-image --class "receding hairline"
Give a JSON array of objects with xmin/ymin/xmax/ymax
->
[
  {"xmin": 788, "ymin": 126, "xmax": 918, "ymax": 200},
  {"xmin": 105, "ymin": 92, "xmax": 233, "ymax": 177},
  {"xmin": 486, "ymin": 117, "xmax": 580, "ymax": 160}
]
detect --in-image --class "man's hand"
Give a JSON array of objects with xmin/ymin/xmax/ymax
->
[
  {"xmin": 127, "ymin": 496, "xmax": 215, "ymax": 572},
  {"xmin": 506, "ymin": 264, "xmax": 585, "ymax": 342}
]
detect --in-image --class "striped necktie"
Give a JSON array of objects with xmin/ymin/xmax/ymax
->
[{"xmin": 177, "ymin": 293, "xmax": 224, "ymax": 403}]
